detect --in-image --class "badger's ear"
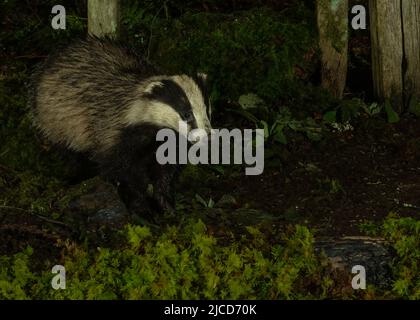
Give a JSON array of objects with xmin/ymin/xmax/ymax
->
[
  {"xmin": 144, "ymin": 81, "xmax": 163, "ymax": 94},
  {"xmin": 196, "ymin": 73, "xmax": 208, "ymax": 88},
  {"xmin": 197, "ymin": 73, "xmax": 207, "ymax": 82},
  {"xmin": 194, "ymin": 73, "xmax": 208, "ymax": 95}
]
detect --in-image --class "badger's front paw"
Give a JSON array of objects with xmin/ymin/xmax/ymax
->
[{"xmin": 154, "ymin": 193, "xmax": 175, "ymax": 214}]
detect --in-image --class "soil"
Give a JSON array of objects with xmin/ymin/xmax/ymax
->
[
  {"xmin": 0, "ymin": 210, "xmax": 67, "ymax": 266},
  {"xmin": 206, "ymin": 115, "xmax": 420, "ymax": 237}
]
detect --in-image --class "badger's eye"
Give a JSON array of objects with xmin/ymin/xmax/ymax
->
[{"xmin": 183, "ymin": 111, "xmax": 194, "ymax": 123}]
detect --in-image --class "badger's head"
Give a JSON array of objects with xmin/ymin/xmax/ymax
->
[{"xmin": 126, "ymin": 73, "xmax": 212, "ymax": 140}]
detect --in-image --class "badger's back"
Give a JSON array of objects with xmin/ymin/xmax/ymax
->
[{"xmin": 31, "ymin": 37, "xmax": 157, "ymax": 154}]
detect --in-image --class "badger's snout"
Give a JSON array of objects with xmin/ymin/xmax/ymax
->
[{"xmin": 189, "ymin": 127, "xmax": 211, "ymax": 144}]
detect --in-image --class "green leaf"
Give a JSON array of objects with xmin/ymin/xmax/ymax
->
[
  {"xmin": 195, "ymin": 194, "xmax": 208, "ymax": 207},
  {"xmin": 287, "ymin": 120, "xmax": 303, "ymax": 131},
  {"xmin": 238, "ymin": 93, "xmax": 264, "ymax": 110},
  {"xmin": 338, "ymin": 98, "xmax": 362, "ymax": 122},
  {"xmin": 228, "ymin": 108, "xmax": 259, "ymax": 124},
  {"xmin": 272, "ymin": 126, "xmax": 287, "ymax": 144},
  {"xmin": 208, "ymin": 198, "xmax": 215, "ymax": 208},
  {"xmin": 260, "ymin": 120, "xmax": 269, "ymax": 138},
  {"xmin": 384, "ymin": 100, "xmax": 400, "ymax": 123},
  {"xmin": 323, "ymin": 111, "xmax": 336, "ymax": 123},
  {"xmin": 306, "ymin": 131, "xmax": 322, "ymax": 142},
  {"xmin": 408, "ymin": 97, "xmax": 420, "ymax": 117},
  {"xmin": 364, "ymin": 102, "xmax": 382, "ymax": 116},
  {"xmin": 210, "ymin": 165, "xmax": 225, "ymax": 175}
]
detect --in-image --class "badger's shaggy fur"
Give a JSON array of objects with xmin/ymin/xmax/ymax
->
[{"xmin": 29, "ymin": 37, "xmax": 212, "ymax": 213}]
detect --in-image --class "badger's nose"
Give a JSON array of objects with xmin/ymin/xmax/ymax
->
[{"xmin": 189, "ymin": 126, "xmax": 211, "ymax": 144}]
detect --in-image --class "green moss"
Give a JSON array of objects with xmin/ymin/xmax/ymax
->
[
  {"xmin": 0, "ymin": 220, "xmax": 336, "ymax": 299},
  {"xmin": 0, "ymin": 247, "xmax": 36, "ymax": 299},
  {"xmin": 317, "ymin": 0, "xmax": 348, "ymax": 52},
  {"xmin": 123, "ymin": 6, "xmax": 318, "ymax": 107},
  {"xmin": 382, "ymin": 215, "xmax": 420, "ymax": 299},
  {"xmin": 1, "ymin": 216, "xmax": 419, "ymax": 299},
  {"xmin": 359, "ymin": 214, "xmax": 420, "ymax": 299}
]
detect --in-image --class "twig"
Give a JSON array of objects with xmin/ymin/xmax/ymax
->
[{"xmin": 0, "ymin": 205, "xmax": 70, "ymax": 228}]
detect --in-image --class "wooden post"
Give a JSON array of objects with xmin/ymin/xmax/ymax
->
[
  {"xmin": 402, "ymin": 0, "xmax": 420, "ymax": 103},
  {"xmin": 369, "ymin": 0, "xmax": 404, "ymax": 112},
  {"xmin": 316, "ymin": 0, "xmax": 349, "ymax": 99},
  {"xmin": 88, "ymin": 0, "xmax": 120, "ymax": 38}
]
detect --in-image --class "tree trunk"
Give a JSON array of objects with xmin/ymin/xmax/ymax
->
[
  {"xmin": 402, "ymin": 0, "xmax": 420, "ymax": 103},
  {"xmin": 369, "ymin": 0, "xmax": 403, "ymax": 112},
  {"xmin": 88, "ymin": 0, "xmax": 120, "ymax": 38},
  {"xmin": 316, "ymin": 0, "xmax": 349, "ymax": 99},
  {"xmin": 370, "ymin": 0, "xmax": 420, "ymax": 112}
]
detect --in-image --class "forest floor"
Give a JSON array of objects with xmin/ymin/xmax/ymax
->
[
  {"xmin": 203, "ymin": 116, "xmax": 420, "ymax": 238},
  {"xmin": 3, "ymin": 115, "xmax": 419, "ymax": 259}
]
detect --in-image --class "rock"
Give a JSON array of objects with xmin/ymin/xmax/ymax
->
[
  {"xmin": 315, "ymin": 237, "xmax": 393, "ymax": 289},
  {"xmin": 63, "ymin": 177, "xmax": 130, "ymax": 230}
]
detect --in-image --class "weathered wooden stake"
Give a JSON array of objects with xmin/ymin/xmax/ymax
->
[
  {"xmin": 316, "ymin": 0, "xmax": 349, "ymax": 99},
  {"xmin": 402, "ymin": 0, "xmax": 420, "ymax": 103},
  {"xmin": 369, "ymin": 0, "xmax": 404, "ymax": 112},
  {"xmin": 88, "ymin": 0, "xmax": 120, "ymax": 38}
]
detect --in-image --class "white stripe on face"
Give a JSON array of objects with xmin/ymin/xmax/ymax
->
[
  {"xmin": 171, "ymin": 75, "xmax": 212, "ymax": 134},
  {"xmin": 125, "ymin": 100, "xmax": 189, "ymax": 132}
]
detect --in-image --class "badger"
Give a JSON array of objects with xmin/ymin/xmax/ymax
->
[{"xmin": 29, "ymin": 36, "xmax": 212, "ymax": 214}]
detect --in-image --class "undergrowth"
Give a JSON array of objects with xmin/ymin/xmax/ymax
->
[{"xmin": 0, "ymin": 216, "xmax": 419, "ymax": 300}]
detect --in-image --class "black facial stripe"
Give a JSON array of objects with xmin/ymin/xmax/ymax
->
[
  {"xmin": 145, "ymin": 79, "xmax": 197, "ymax": 128},
  {"xmin": 192, "ymin": 74, "xmax": 210, "ymax": 116},
  {"xmin": 189, "ymin": 117, "xmax": 198, "ymax": 130}
]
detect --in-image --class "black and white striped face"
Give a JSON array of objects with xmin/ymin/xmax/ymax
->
[{"xmin": 126, "ymin": 74, "xmax": 212, "ymax": 137}]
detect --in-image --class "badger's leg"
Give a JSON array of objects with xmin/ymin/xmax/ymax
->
[
  {"xmin": 151, "ymin": 164, "xmax": 181, "ymax": 213},
  {"xmin": 99, "ymin": 124, "xmax": 181, "ymax": 214},
  {"xmin": 118, "ymin": 166, "xmax": 151, "ymax": 213},
  {"xmin": 101, "ymin": 161, "xmax": 151, "ymax": 214},
  {"xmin": 98, "ymin": 149, "xmax": 153, "ymax": 215}
]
